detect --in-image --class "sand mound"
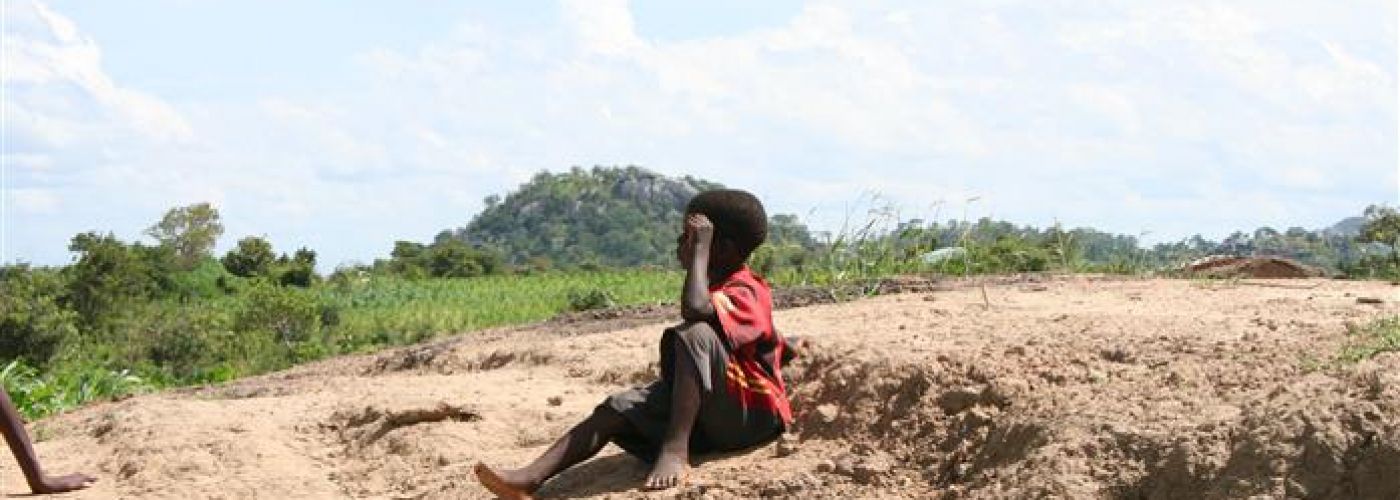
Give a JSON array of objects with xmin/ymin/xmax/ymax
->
[
  {"xmin": 1184, "ymin": 255, "xmax": 1324, "ymax": 278},
  {"xmin": 6, "ymin": 277, "xmax": 1399, "ymax": 498},
  {"xmin": 780, "ymin": 345, "xmax": 1400, "ymax": 498}
]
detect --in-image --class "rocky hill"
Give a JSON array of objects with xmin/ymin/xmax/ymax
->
[
  {"xmin": 448, "ymin": 166, "xmax": 815, "ymax": 269},
  {"xmin": 446, "ymin": 166, "xmax": 719, "ymax": 267}
]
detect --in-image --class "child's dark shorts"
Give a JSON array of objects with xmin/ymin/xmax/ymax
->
[{"xmin": 601, "ymin": 321, "xmax": 784, "ymax": 462}]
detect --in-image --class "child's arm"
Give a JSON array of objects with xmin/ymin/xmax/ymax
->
[
  {"xmin": 680, "ymin": 213, "xmax": 717, "ymax": 322},
  {"xmin": 1, "ymin": 388, "xmax": 95, "ymax": 494}
]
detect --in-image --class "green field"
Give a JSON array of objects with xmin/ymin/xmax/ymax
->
[
  {"xmin": 321, "ymin": 270, "xmax": 681, "ymax": 346},
  {"xmin": 2, "ymin": 269, "xmax": 680, "ymax": 420}
]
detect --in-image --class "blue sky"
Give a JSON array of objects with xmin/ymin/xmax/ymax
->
[{"xmin": 3, "ymin": 0, "xmax": 1396, "ymax": 270}]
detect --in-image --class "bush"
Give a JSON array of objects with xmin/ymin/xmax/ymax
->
[
  {"xmin": 140, "ymin": 303, "xmax": 233, "ymax": 381},
  {"xmin": 1342, "ymin": 254, "xmax": 1400, "ymax": 280},
  {"xmin": 277, "ymin": 248, "xmax": 318, "ymax": 287},
  {"xmin": 426, "ymin": 240, "xmax": 500, "ymax": 278},
  {"xmin": 380, "ymin": 239, "xmax": 504, "ymax": 278},
  {"xmin": 982, "ymin": 236, "xmax": 1051, "ymax": 273},
  {"xmin": 750, "ymin": 243, "xmax": 810, "ymax": 281},
  {"xmin": 568, "ymin": 288, "xmax": 617, "ymax": 311},
  {"xmin": 236, "ymin": 280, "xmax": 322, "ymax": 347},
  {"xmin": 0, "ymin": 266, "xmax": 78, "ymax": 367},
  {"xmin": 1, "ymin": 359, "xmax": 149, "ymax": 420},
  {"xmin": 222, "ymin": 236, "xmax": 276, "ymax": 278},
  {"xmin": 168, "ymin": 259, "xmax": 234, "ymax": 300}
]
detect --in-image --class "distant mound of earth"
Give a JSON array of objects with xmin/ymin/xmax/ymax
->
[{"xmin": 1184, "ymin": 255, "xmax": 1326, "ymax": 278}]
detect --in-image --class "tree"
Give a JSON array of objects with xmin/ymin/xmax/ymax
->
[
  {"xmin": 222, "ymin": 236, "xmax": 276, "ymax": 278},
  {"xmin": 377, "ymin": 239, "xmax": 503, "ymax": 278},
  {"xmin": 426, "ymin": 240, "xmax": 483, "ymax": 278},
  {"xmin": 146, "ymin": 203, "xmax": 224, "ymax": 269},
  {"xmin": 386, "ymin": 241, "xmax": 429, "ymax": 278},
  {"xmin": 769, "ymin": 214, "xmax": 816, "ymax": 248},
  {"xmin": 65, "ymin": 232, "xmax": 159, "ymax": 326},
  {"xmin": 1359, "ymin": 205, "xmax": 1400, "ymax": 268},
  {"xmin": 1253, "ymin": 227, "xmax": 1280, "ymax": 255},
  {"xmin": 425, "ymin": 240, "xmax": 502, "ymax": 278},
  {"xmin": 277, "ymin": 248, "xmax": 317, "ymax": 287},
  {"xmin": 0, "ymin": 265, "xmax": 78, "ymax": 366}
]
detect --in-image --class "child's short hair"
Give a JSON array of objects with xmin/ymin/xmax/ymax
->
[{"xmin": 686, "ymin": 189, "xmax": 767, "ymax": 258}]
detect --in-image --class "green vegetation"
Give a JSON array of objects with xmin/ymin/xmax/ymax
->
[
  {"xmin": 370, "ymin": 239, "xmax": 506, "ymax": 279},
  {"xmin": 3, "ymin": 199, "xmax": 681, "ymax": 420},
  {"xmin": 446, "ymin": 166, "xmax": 814, "ymax": 269},
  {"xmin": 450, "ymin": 166, "xmax": 720, "ymax": 268},
  {"xmin": 1, "ymin": 360, "xmax": 148, "ymax": 421},
  {"xmin": 4, "ymin": 167, "xmax": 1396, "ymax": 420},
  {"xmin": 1352, "ymin": 205, "xmax": 1400, "ymax": 279},
  {"xmin": 1337, "ymin": 316, "xmax": 1400, "ymax": 364},
  {"xmin": 145, "ymin": 202, "xmax": 223, "ymax": 270},
  {"xmin": 320, "ymin": 271, "xmax": 677, "ymax": 348},
  {"xmin": 2, "ymin": 260, "xmax": 678, "ymax": 420}
]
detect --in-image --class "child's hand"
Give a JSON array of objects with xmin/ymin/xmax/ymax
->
[{"xmin": 685, "ymin": 214, "xmax": 714, "ymax": 249}]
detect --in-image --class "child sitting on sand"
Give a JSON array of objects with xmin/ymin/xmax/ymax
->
[
  {"xmin": 476, "ymin": 189, "xmax": 794, "ymax": 496},
  {"xmin": 2, "ymin": 388, "xmax": 95, "ymax": 494}
]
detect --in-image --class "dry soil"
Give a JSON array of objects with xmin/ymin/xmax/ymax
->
[{"xmin": 5, "ymin": 277, "xmax": 1399, "ymax": 499}]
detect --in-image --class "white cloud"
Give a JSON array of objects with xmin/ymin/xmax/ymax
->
[
  {"xmin": 2, "ymin": 1, "xmax": 191, "ymax": 144},
  {"xmin": 325, "ymin": 0, "xmax": 1394, "ymax": 242},
  {"xmin": 8, "ymin": 188, "xmax": 59, "ymax": 214},
  {"xmin": 562, "ymin": 0, "xmax": 643, "ymax": 57},
  {"xmin": 1297, "ymin": 41, "xmax": 1393, "ymax": 110},
  {"xmin": 1278, "ymin": 166, "xmax": 1330, "ymax": 190},
  {"xmin": 2, "ymin": 0, "xmax": 1393, "ymax": 267},
  {"xmin": 1068, "ymin": 84, "xmax": 1144, "ymax": 137},
  {"xmin": 1, "ymin": 152, "xmax": 54, "ymax": 170}
]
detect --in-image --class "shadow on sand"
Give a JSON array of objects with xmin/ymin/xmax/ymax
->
[
  {"xmin": 531, "ymin": 442, "xmax": 777, "ymax": 498},
  {"xmin": 533, "ymin": 451, "xmax": 650, "ymax": 498}
]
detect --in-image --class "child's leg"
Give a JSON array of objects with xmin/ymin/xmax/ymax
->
[
  {"xmin": 639, "ymin": 321, "xmax": 729, "ymax": 490},
  {"xmin": 476, "ymin": 406, "xmax": 629, "ymax": 496},
  {"xmin": 477, "ymin": 321, "xmax": 723, "ymax": 495},
  {"xmin": 1, "ymin": 388, "xmax": 95, "ymax": 494},
  {"xmin": 643, "ymin": 331, "xmax": 703, "ymax": 490}
]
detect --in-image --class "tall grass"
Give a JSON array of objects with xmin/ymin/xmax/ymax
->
[
  {"xmin": 320, "ymin": 270, "xmax": 680, "ymax": 350},
  {"xmin": 761, "ymin": 196, "xmax": 942, "ymax": 291},
  {"xmin": 757, "ymin": 196, "xmax": 1143, "ymax": 292},
  {"xmin": 1, "ymin": 360, "xmax": 150, "ymax": 421}
]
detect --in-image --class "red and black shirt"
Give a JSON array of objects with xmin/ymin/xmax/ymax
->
[{"xmin": 709, "ymin": 266, "xmax": 792, "ymax": 425}]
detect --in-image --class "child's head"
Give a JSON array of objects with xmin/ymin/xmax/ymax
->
[{"xmin": 682, "ymin": 189, "xmax": 767, "ymax": 266}]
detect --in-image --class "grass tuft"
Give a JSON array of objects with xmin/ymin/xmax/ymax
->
[{"xmin": 1336, "ymin": 316, "xmax": 1400, "ymax": 364}]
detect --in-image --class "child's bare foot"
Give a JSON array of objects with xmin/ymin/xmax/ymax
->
[
  {"xmin": 643, "ymin": 453, "xmax": 690, "ymax": 490},
  {"xmin": 33, "ymin": 473, "xmax": 96, "ymax": 494},
  {"xmin": 474, "ymin": 463, "xmax": 535, "ymax": 500}
]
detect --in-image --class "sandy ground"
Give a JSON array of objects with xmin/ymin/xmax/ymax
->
[{"xmin": 5, "ymin": 277, "xmax": 1400, "ymax": 499}]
